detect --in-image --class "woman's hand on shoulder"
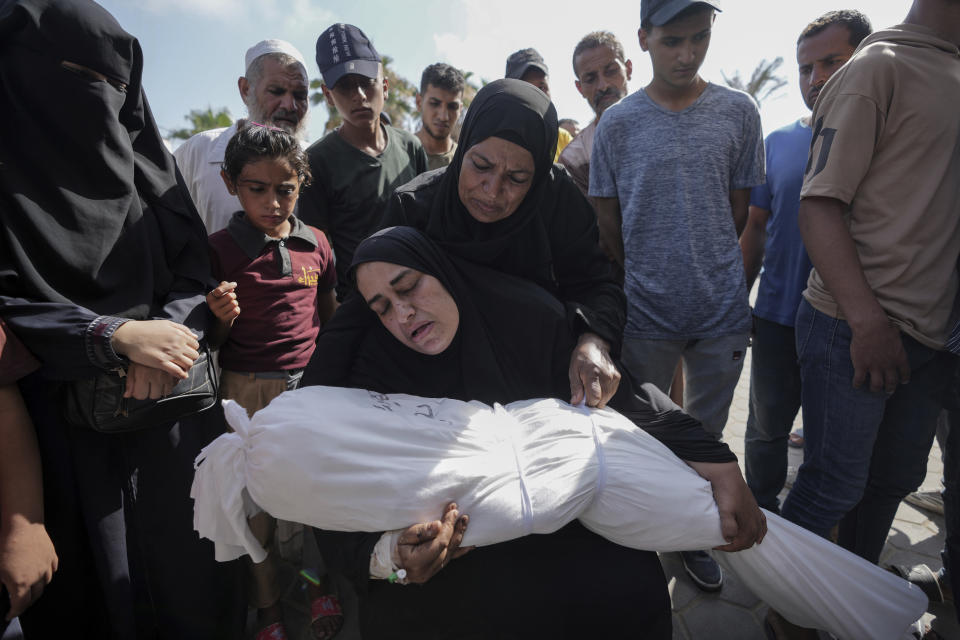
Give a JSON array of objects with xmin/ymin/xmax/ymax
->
[
  {"xmin": 206, "ymin": 281, "xmax": 240, "ymax": 327},
  {"xmin": 568, "ymin": 332, "xmax": 620, "ymax": 408},
  {"xmin": 395, "ymin": 502, "xmax": 471, "ymax": 584},
  {"xmin": 111, "ymin": 320, "xmax": 200, "ymax": 379}
]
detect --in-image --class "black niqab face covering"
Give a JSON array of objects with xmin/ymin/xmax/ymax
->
[
  {"xmin": 425, "ymin": 79, "xmax": 559, "ymax": 262},
  {"xmin": 0, "ymin": 0, "xmax": 208, "ymax": 316}
]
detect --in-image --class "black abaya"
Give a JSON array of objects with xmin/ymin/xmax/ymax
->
[{"xmin": 0, "ymin": 1, "xmax": 239, "ymax": 636}]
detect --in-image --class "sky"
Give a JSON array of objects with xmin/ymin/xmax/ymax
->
[{"xmin": 99, "ymin": 0, "xmax": 909, "ymax": 146}]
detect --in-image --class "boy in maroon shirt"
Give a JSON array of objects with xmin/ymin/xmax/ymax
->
[{"xmin": 205, "ymin": 123, "xmax": 339, "ymax": 640}]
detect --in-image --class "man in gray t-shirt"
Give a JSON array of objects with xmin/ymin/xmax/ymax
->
[{"xmin": 590, "ymin": 0, "xmax": 764, "ymax": 593}]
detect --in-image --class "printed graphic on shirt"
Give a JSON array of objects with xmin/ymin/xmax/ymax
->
[
  {"xmin": 298, "ymin": 265, "xmax": 323, "ymax": 287},
  {"xmin": 805, "ymin": 116, "xmax": 836, "ymax": 179}
]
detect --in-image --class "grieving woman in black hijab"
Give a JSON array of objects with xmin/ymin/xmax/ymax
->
[
  {"xmin": 0, "ymin": 1, "xmax": 238, "ymax": 636},
  {"xmin": 305, "ymin": 79, "xmax": 624, "ymax": 408},
  {"xmin": 313, "ymin": 226, "xmax": 763, "ymax": 639}
]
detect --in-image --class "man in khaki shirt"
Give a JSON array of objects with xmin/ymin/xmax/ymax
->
[{"xmin": 781, "ymin": 0, "xmax": 960, "ymax": 574}]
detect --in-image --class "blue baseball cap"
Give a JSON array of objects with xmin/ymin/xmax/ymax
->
[
  {"xmin": 641, "ymin": 0, "xmax": 721, "ymax": 27},
  {"xmin": 316, "ymin": 23, "xmax": 380, "ymax": 88}
]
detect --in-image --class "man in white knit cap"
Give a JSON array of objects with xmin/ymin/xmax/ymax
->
[{"xmin": 174, "ymin": 39, "xmax": 310, "ymax": 232}]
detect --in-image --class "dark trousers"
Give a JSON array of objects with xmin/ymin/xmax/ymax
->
[
  {"xmin": 941, "ymin": 406, "xmax": 960, "ymax": 620},
  {"xmin": 17, "ymin": 379, "xmax": 243, "ymax": 639},
  {"xmin": 360, "ymin": 521, "xmax": 672, "ymax": 639},
  {"xmin": 744, "ymin": 317, "xmax": 802, "ymax": 512}
]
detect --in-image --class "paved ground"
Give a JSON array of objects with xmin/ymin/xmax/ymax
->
[{"xmin": 667, "ymin": 350, "xmax": 958, "ymax": 640}]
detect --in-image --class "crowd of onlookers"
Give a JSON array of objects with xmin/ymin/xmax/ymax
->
[{"xmin": 1, "ymin": 0, "xmax": 959, "ymax": 638}]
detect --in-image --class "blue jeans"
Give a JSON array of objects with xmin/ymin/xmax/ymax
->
[
  {"xmin": 744, "ymin": 317, "xmax": 802, "ymax": 512},
  {"xmin": 782, "ymin": 300, "xmax": 957, "ymax": 563}
]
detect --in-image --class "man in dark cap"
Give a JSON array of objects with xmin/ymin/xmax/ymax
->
[
  {"xmin": 505, "ymin": 47, "xmax": 551, "ymax": 95},
  {"xmin": 591, "ymin": 0, "xmax": 765, "ymax": 593},
  {"xmin": 504, "ymin": 47, "xmax": 572, "ymax": 158},
  {"xmin": 298, "ymin": 24, "xmax": 428, "ymax": 297}
]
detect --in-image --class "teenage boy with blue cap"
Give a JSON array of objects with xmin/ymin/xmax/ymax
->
[{"xmin": 298, "ymin": 24, "xmax": 427, "ymax": 297}]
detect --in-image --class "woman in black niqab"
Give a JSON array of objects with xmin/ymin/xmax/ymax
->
[
  {"xmin": 0, "ymin": 1, "xmax": 238, "ymax": 636},
  {"xmin": 0, "ymin": 0, "xmax": 209, "ymax": 338}
]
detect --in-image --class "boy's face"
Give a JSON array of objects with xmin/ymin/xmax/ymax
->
[
  {"xmin": 639, "ymin": 9, "xmax": 714, "ymax": 91},
  {"xmin": 221, "ymin": 157, "xmax": 300, "ymax": 239},
  {"xmin": 322, "ymin": 67, "xmax": 388, "ymax": 129}
]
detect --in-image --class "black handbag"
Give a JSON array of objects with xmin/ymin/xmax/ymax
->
[{"xmin": 63, "ymin": 345, "xmax": 218, "ymax": 433}]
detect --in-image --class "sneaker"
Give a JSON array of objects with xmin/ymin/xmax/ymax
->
[
  {"xmin": 680, "ymin": 550, "xmax": 723, "ymax": 592},
  {"xmin": 904, "ymin": 490, "xmax": 945, "ymax": 515},
  {"xmin": 888, "ymin": 563, "xmax": 944, "ymax": 602},
  {"xmin": 787, "ymin": 429, "xmax": 804, "ymax": 449}
]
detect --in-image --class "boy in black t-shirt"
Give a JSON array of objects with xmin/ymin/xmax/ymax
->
[{"xmin": 299, "ymin": 24, "xmax": 428, "ymax": 298}]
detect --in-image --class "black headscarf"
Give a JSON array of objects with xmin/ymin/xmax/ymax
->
[
  {"xmin": 421, "ymin": 78, "xmax": 558, "ymax": 265},
  {"xmin": 0, "ymin": 0, "xmax": 209, "ymax": 318},
  {"xmin": 346, "ymin": 226, "xmax": 571, "ymax": 404},
  {"xmin": 377, "ymin": 79, "xmax": 625, "ymax": 350}
]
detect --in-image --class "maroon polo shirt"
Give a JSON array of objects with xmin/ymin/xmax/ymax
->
[{"xmin": 209, "ymin": 213, "xmax": 336, "ymax": 372}]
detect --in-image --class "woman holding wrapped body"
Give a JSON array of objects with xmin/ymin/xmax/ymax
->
[
  {"xmin": 308, "ymin": 226, "xmax": 764, "ymax": 639},
  {"xmin": 0, "ymin": 1, "xmax": 238, "ymax": 636},
  {"xmin": 304, "ymin": 79, "xmax": 762, "ymax": 639}
]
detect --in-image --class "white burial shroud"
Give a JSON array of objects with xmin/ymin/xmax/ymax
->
[{"xmin": 192, "ymin": 386, "xmax": 926, "ymax": 640}]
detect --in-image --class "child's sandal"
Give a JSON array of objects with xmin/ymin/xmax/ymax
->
[
  {"xmin": 255, "ymin": 621, "xmax": 288, "ymax": 640},
  {"xmin": 310, "ymin": 593, "xmax": 343, "ymax": 640}
]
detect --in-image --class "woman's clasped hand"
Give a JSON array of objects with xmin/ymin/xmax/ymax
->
[
  {"xmin": 111, "ymin": 320, "xmax": 201, "ymax": 399},
  {"xmin": 393, "ymin": 503, "xmax": 471, "ymax": 584}
]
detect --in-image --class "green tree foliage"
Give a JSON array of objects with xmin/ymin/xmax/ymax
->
[
  {"xmin": 169, "ymin": 107, "xmax": 233, "ymax": 140},
  {"xmin": 381, "ymin": 55, "xmax": 418, "ymax": 131},
  {"xmin": 721, "ymin": 57, "xmax": 787, "ymax": 105}
]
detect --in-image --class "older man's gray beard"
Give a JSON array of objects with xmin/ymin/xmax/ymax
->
[{"xmin": 245, "ymin": 98, "xmax": 310, "ymax": 142}]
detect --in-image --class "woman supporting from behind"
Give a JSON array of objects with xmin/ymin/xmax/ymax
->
[{"xmin": 306, "ymin": 78, "xmax": 626, "ymax": 410}]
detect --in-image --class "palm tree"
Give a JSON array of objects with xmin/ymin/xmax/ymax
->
[
  {"xmin": 168, "ymin": 107, "xmax": 233, "ymax": 140},
  {"xmin": 721, "ymin": 57, "xmax": 787, "ymax": 105}
]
